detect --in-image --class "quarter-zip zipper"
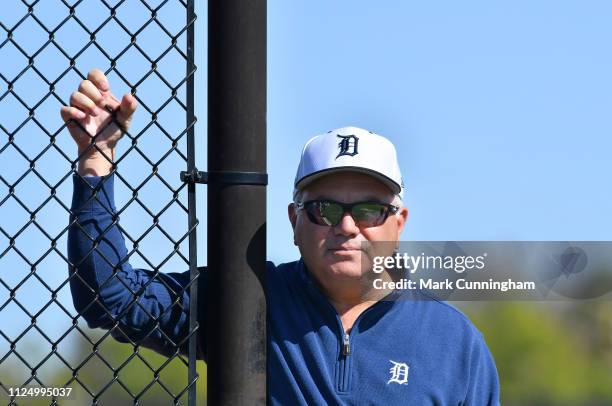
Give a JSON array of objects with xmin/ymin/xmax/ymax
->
[
  {"xmin": 342, "ymin": 333, "xmax": 351, "ymax": 356},
  {"xmin": 335, "ymin": 301, "xmax": 392, "ymax": 393},
  {"xmin": 337, "ymin": 330, "xmax": 352, "ymax": 393}
]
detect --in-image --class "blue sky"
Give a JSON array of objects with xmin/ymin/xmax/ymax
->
[
  {"xmin": 266, "ymin": 0, "xmax": 612, "ymax": 263},
  {"xmin": 1, "ymin": 0, "xmax": 611, "ymax": 364}
]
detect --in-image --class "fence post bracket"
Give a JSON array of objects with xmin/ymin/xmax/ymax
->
[{"xmin": 180, "ymin": 170, "xmax": 268, "ymax": 186}]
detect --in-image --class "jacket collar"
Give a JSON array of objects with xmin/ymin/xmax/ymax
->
[{"xmin": 295, "ymin": 258, "xmax": 404, "ymax": 333}]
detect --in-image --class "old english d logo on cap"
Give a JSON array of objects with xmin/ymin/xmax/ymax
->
[{"xmin": 336, "ymin": 134, "xmax": 359, "ymax": 159}]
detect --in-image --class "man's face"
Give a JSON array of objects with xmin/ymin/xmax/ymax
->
[{"xmin": 288, "ymin": 171, "xmax": 408, "ymax": 287}]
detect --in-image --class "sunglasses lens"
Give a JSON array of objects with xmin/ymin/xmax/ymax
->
[
  {"xmin": 304, "ymin": 201, "xmax": 342, "ymax": 226},
  {"xmin": 317, "ymin": 201, "xmax": 343, "ymax": 226},
  {"xmin": 352, "ymin": 203, "xmax": 387, "ymax": 227}
]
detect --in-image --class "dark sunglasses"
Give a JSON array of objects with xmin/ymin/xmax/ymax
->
[{"xmin": 296, "ymin": 200, "xmax": 399, "ymax": 228}]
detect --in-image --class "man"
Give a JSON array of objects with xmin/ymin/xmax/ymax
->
[{"xmin": 63, "ymin": 69, "xmax": 500, "ymax": 405}]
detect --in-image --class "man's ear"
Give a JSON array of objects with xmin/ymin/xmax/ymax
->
[
  {"xmin": 288, "ymin": 203, "xmax": 299, "ymax": 246},
  {"xmin": 396, "ymin": 207, "xmax": 409, "ymax": 237},
  {"xmin": 288, "ymin": 203, "xmax": 298, "ymax": 230}
]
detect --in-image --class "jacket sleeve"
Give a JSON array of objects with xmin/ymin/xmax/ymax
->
[
  {"xmin": 67, "ymin": 174, "xmax": 203, "ymax": 359},
  {"xmin": 464, "ymin": 332, "xmax": 501, "ymax": 406}
]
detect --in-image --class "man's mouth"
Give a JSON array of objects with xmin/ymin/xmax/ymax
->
[{"xmin": 329, "ymin": 246, "xmax": 362, "ymax": 252}]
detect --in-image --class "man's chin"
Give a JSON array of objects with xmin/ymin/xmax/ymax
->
[{"xmin": 325, "ymin": 259, "xmax": 367, "ymax": 279}]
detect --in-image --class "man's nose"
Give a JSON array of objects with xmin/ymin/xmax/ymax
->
[{"xmin": 334, "ymin": 211, "xmax": 359, "ymax": 236}]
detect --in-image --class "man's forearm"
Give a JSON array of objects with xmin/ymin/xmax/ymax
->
[{"xmin": 68, "ymin": 174, "xmax": 126, "ymax": 325}]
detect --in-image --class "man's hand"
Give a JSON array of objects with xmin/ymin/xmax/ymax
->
[{"xmin": 60, "ymin": 68, "xmax": 137, "ymax": 176}]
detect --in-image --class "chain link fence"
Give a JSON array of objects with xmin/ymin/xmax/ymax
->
[{"xmin": 0, "ymin": 0, "xmax": 200, "ymax": 404}]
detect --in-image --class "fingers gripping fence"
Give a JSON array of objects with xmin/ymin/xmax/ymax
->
[{"xmin": 0, "ymin": 1, "xmax": 200, "ymax": 404}]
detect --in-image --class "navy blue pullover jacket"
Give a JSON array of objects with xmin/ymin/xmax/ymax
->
[{"xmin": 68, "ymin": 175, "xmax": 500, "ymax": 405}]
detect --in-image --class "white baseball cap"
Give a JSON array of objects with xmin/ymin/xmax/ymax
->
[{"xmin": 294, "ymin": 126, "xmax": 404, "ymax": 199}]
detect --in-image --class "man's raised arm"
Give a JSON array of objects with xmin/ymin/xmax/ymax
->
[{"xmin": 63, "ymin": 69, "xmax": 201, "ymax": 358}]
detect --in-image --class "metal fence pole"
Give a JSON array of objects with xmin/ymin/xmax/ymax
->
[{"xmin": 206, "ymin": 0, "xmax": 267, "ymax": 404}]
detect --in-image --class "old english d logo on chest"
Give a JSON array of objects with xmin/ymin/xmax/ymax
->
[
  {"xmin": 387, "ymin": 360, "xmax": 409, "ymax": 385},
  {"xmin": 336, "ymin": 134, "xmax": 359, "ymax": 159}
]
